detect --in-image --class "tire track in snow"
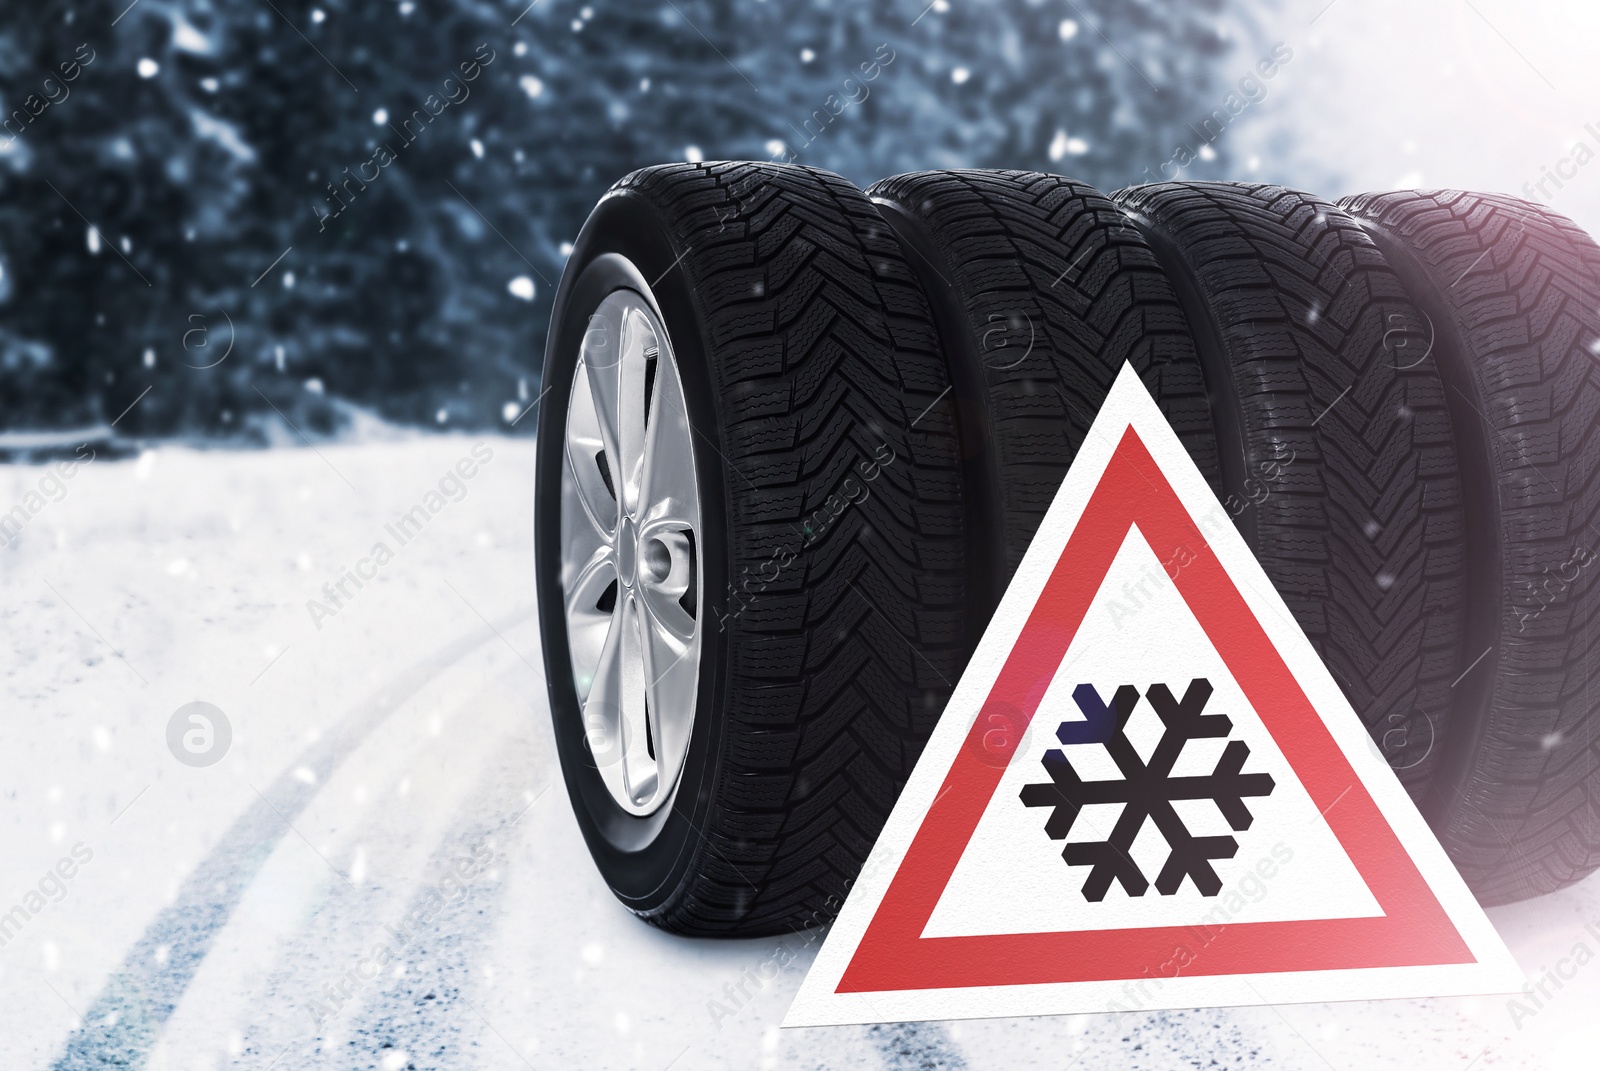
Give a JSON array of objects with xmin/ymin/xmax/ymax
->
[
  {"xmin": 867, "ymin": 1022, "xmax": 969, "ymax": 1070},
  {"xmin": 47, "ymin": 611, "xmax": 535, "ymax": 1071},
  {"xmin": 145, "ymin": 659, "xmax": 547, "ymax": 1069},
  {"xmin": 284, "ymin": 728, "xmax": 545, "ymax": 1070}
]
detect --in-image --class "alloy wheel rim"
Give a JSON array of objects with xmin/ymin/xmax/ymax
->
[{"xmin": 560, "ymin": 286, "xmax": 702, "ymax": 816}]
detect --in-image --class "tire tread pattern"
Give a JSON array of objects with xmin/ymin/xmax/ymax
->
[
  {"xmin": 613, "ymin": 162, "xmax": 967, "ymax": 934},
  {"xmin": 868, "ymin": 169, "xmax": 1221, "ymax": 596},
  {"xmin": 1114, "ymin": 181, "xmax": 1468, "ymax": 790},
  {"xmin": 1342, "ymin": 189, "xmax": 1600, "ymax": 903}
]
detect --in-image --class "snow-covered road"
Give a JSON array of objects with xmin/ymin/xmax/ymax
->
[{"xmin": 1, "ymin": 438, "xmax": 1596, "ymax": 1070}]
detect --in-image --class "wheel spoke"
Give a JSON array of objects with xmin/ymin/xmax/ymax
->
[
  {"xmin": 640, "ymin": 344, "xmax": 697, "ymax": 531},
  {"xmin": 640, "ymin": 572, "xmax": 696, "ymax": 643},
  {"xmin": 614, "ymin": 306, "xmax": 655, "ymax": 517},
  {"xmin": 563, "ymin": 545, "xmax": 616, "ymax": 704},
  {"xmin": 618, "ymin": 594, "xmax": 658, "ymax": 806},
  {"xmin": 640, "ymin": 594, "xmax": 697, "ymax": 788},
  {"xmin": 582, "ymin": 311, "xmax": 626, "ymax": 511},
  {"xmin": 581, "ymin": 601, "xmax": 626, "ymax": 776},
  {"xmin": 561, "ymin": 448, "xmax": 612, "ymax": 585},
  {"xmin": 567, "ymin": 349, "xmax": 618, "ymax": 532}
]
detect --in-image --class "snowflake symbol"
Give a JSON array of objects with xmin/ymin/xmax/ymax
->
[{"xmin": 1019, "ymin": 678, "xmax": 1275, "ymax": 902}]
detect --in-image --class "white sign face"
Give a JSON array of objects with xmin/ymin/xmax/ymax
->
[
  {"xmin": 785, "ymin": 364, "xmax": 1521, "ymax": 1028},
  {"xmin": 922, "ymin": 524, "xmax": 1382, "ymax": 941}
]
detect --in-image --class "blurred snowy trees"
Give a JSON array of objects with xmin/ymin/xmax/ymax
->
[{"xmin": 0, "ymin": 0, "xmax": 1270, "ymax": 438}]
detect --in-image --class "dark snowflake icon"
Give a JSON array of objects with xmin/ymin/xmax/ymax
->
[{"xmin": 1019, "ymin": 678, "xmax": 1275, "ymax": 902}]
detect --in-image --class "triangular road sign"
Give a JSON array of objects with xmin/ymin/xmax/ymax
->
[{"xmin": 786, "ymin": 364, "xmax": 1521, "ymax": 1026}]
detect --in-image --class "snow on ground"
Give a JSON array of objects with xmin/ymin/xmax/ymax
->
[{"xmin": 0, "ymin": 438, "xmax": 1596, "ymax": 1069}]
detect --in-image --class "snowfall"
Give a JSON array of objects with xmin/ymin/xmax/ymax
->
[{"xmin": 1, "ymin": 436, "xmax": 1597, "ymax": 1070}]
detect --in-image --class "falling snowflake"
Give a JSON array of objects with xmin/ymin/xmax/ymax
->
[{"xmin": 1020, "ymin": 678, "xmax": 1275, "ymax": 901}]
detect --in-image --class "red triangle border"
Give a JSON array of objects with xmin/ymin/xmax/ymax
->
[{"xmin": 838, "ymin": 427, "xmax": 1475, "ymax": 994}]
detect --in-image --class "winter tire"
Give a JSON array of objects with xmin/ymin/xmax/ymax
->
[
  {"xmin": 1113, "ymin": 181, "xmax": 1469, "ymax": 792},
  {"xmin": 535, "ymin": 162, "xmax": 968, "ymax": 935},
  {"xmin": 866, "ymin": 169, "xmax": 1221, "ymax": 623},
  {"xmin": 1341, "ymin": 189, "xmax": 1600, "ymax": 903}
]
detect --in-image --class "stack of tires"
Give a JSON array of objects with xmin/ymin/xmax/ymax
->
[{"xmin": 535, "ymin": 162, "xmax": 1600, "ymax": 935}]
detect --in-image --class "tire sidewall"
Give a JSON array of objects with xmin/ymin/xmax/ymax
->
[{"xmin": 535, "ymin": 189, "xmax": 729, "ymax": 916}]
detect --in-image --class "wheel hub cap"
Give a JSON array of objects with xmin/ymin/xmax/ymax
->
[{"xmin": 559, "ymin": 286, "xmax": 702, "ymax": 816}]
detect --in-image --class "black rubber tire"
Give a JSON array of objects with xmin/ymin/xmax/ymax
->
[
  {"xmin": 1113, "ymin": 181, "xmax": 1469, "ymax": 792},
  {"xmin": 1340, "ymin": 189, "xmax": 1600, "ymax": 904},
  {"xmin": 535, "ymin": 162, "xmax": 968, "ymax": 935},
  {"xmin": 865, "ymin": 169, "xmax": 1221, "ymax": 623}
]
